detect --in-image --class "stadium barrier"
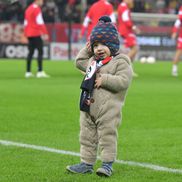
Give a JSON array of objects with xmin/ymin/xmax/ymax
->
[
  {"xmin": 0, "ymin": 43, "xmax": 49, "ymax": 59},
  {"xmin": 0, "ymin": 13, "xmax": 178, "ymax": 60}
]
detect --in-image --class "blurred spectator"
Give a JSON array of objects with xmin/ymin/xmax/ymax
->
[
  {"xmin": 42, "ymin": 0, "xmax": 56, "ymax": 23},
  {"xmin": 133, "ymin": 0, "xmax": 145, "ymax": 12},
  {"xmin": 0, "ymin": 2, "xmax": 6, "ymax": 21},
  {"xmin": 0, "ymin": 0, "xmax": 24, "ymax": 22},
  {"xmin": 155, "ymin": 0, "xmax": 166, "ymax": 13},
  {"xmin": 67, "ymin": 0, "xmax": 81, "ymax": 23},
  {"xmin": 166, "ymin": 0, "xmax": 178, "ymax": 14},
  {"xmin": 143, "ymin": 0, "xmax": 153, "ymax": 13},
  {"xmin": 87, "ymin": 0, "xmax": 97, "ymax": 5},
  {"xmin": 54, "ymin": 0, "xmax": 67, "ymax": 21},
  {"xmin": 43, "ymin": 8, "xmax": 55, "ymax": 23},
  {"xmin": 0, "ymin": 0, "xmax": 182, "ymax": 23}
]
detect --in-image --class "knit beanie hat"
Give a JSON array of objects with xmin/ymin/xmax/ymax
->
[{"xmin": 90, "ymin": 16, "xmax": 120, "ymax": 56}]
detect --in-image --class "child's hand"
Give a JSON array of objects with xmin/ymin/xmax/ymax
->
[
  {"xmin": 95, "ymin": 77, "xmax": 102, "ymax": 88},
  {"xmin": 86, "ymin": 41, "xmax": 92, "ymax": 52},
  {"xmin": 132, "ymin": 25, "xmax": 140, "ymax": 34},
  {"xmin": 80, "ymin": 70, "xmax": 86, "ymax": 75},
  {"xmin": 171, "ymin": 32, "xmax": 177, "ymax": 39},
  {"xmin": 42, "ymin": 34, "xmax": 49, "ymax": 42}
]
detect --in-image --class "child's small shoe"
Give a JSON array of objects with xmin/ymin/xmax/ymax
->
[
  {"xmin": 66, "ymin": 163, "xmax": 94, "ymax": 174},
  {"xmin": 96, "ymin": 163, "xmax": 113, "ymax": 177}
]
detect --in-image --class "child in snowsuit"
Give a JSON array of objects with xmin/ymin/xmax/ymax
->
[{"xmin": 66, "ymin": 16, "xmax": 132, "ymax": 177}]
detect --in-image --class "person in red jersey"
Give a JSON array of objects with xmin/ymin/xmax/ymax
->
[
  {"xmin": 171, "ymin": 5, "xmax": 182, "ymax": 76},
  {"xmin": 24, "ymin": 0, "xmax": 49, "ymax": 78},
  {"xmin": 79, "ymin": 0, "xmax": 116, "ymax": 41},
  {"xmin": 117, "ymin": 0, "xmax": 140, "ymax": 76}
]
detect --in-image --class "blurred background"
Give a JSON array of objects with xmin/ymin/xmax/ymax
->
[
  {"xmin": 0, "ymin": 2, "xmax": 182, "ymax": 180},
  {"xmin": 0, "ymin": 0, "xmax": 180, "ymax": 23},
  {"xmin": 0, "ymin": 0, "xmax": 181, "ymax": 60}
]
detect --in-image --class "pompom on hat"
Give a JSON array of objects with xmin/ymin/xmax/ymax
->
[
  {"xmin": 98, "ymin": 15, "xmax": 112, "ymax": 23},
  {"xmin": 90, "ymin": 16, "xmax": 120, "ymax": 56}
]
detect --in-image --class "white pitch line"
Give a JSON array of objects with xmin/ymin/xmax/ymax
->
[{"xmin": 0, "ymin": 139, "xmax": 182, "ymax": 174}]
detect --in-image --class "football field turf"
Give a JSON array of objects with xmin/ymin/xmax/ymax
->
[{"xmin": 0, "ymin": 59, "xmax": 182, "ymax": 182}]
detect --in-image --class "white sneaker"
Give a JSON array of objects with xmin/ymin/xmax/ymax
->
[
  {"xmin": 172, "ymin": 71, "xmax": 178, "ymax": 77},
  {"xmin": 36, "ymin": 71, "xmax": 50, "ymax": 78},
  {"xmin": 172, "ymin": 65, "xmax": 178, "ymax": 76},
  {"xmin": 25, "ymin": 72, "xmax": 34, "ymax": 78}
]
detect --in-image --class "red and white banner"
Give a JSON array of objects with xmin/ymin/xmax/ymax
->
[
  {"xmin": 0, "ymin": 23, "xmax": 82, "ymax": 43},
  {"xmin": 0, "ymin": 23, "xmax": 24, "ymax": 43},
  {"xmin": 50, "ymin": 43, "xmax": 84, "ymax": 60}
]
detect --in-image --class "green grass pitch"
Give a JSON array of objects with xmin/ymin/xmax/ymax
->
[{"xmin": 0, "ymin": 59, "xmax": 182, "ymax": 182}]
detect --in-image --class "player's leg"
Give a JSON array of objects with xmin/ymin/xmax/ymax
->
[
  {"xmin": 172, "ymin": 49, "xmax": 182, "ymax": 76},
  {"xmin": 172, "ymin": 37, "xmax": 182, "ymax": 76},
  {"xmin": 125, "ymin": 34, "xmax": 139, "ymax": 77},
  {"xmin": 36, "ymin": 37, "xmax": 49, "ymax": 78},
  {"xmin": 25, "ymin": 37, "xmax": 35, "ymax": 78},
  {"xmin": 128, "ymin": 45, "xmax": 139, "ymax": 77},
  {"xmin": 37, "ymin": 37, "xmax": 43, "ymax": 72},
  {"xmin": 128, "ymin": 45, "xmax": 138, "ymax": 62}
]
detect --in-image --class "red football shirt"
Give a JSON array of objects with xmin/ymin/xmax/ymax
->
[
  {"xmin": 24, "ymin": 3, "xmax": 48, "ymax": 37},
  {"xmin": 172, "ymin": 6, "xmax": 182, "ymax": 37},
  {"xmin": 80, "ymin": 0, "xmax": 115, "ymax": 40},
  {"xmin": 117, "ymin": 2, "xmax": 133, "ymax": 37}
]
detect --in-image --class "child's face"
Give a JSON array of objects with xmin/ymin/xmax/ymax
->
[{"xmin": 93, "ymin": 42, "xmax": 111, "ymax": 59}]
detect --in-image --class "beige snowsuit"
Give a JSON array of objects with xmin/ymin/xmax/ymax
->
[{"xmin": 76, "ymin": 47, "xmax": 132, "ymax": 164}]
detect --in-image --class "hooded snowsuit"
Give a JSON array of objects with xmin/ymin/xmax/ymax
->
[{"xmin": 76, "ymin": 47, "xmax": 132, "ymax": 164}]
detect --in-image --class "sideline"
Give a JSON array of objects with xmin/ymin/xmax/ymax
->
[{"xmin": 0, "ymin": 139, "xmax": 182, "ymax": 174}]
